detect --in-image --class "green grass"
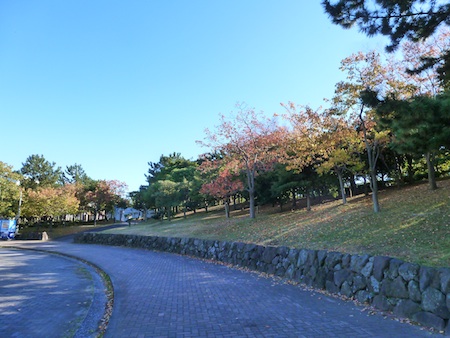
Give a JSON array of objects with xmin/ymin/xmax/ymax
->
[{"xmin": 102, "ymin": 179, "xmax": 450, "ymax": 267}]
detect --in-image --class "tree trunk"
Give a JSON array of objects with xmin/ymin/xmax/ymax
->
[
  {"xmin": 425, "ymin": 152, "xmax": 438, "ymax": 190},
  {"xmin": 249, "ymin": 191, "xmax": 256, "ymax": 219},
  {"xmin": 363, "ymin": 176, "xmax": 369, "ymax": 196},
  {"xmin": 349, "ymin": 174, "xmax": 357, "ymax": 197},
  {"xmin": 406, "ymin": 154, "xmax": 414, "ymax": 182},
  {"xmin": 167, "ymin": 206, "xmax": 171, "ymax": 221},
  {"xmin": 246, "ymin": 166, "xmax": 256, "ymax": 219},
  {"xmin": 306, "ymin": 190, "xmax": 311, "ymax": 211},
  {"xmin": 291, "ymin": 188, "xmax": 297, "ymax": 209},
  {"xmin": 94, "ymin": 210, "xmax": 97, "ymax": 226},
  {"xmin": 370, "ymin": 171, "xmax": 381, "ymax": 213},
  {"xmin": 224, "ymin": 198, "xmax": 230, "ymax": 218},
  {"xmin": 360, "ymin": 107, "xmax": 380, "ymax": 213},
  {"xmin": 394, "ymin": 155, "xmax": 403, "ymax": 188},
  {"xmin": 337, "ymin": 169, "xmax": 347, "ymax": 205}
]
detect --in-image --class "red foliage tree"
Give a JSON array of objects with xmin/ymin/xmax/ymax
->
[{"xmin": 198, "ymin": 104, "xmax": 285, "ymax": 218}]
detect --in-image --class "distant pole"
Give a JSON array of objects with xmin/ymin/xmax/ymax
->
[{"xmin": 15, "ymin": 188, "xmax": 22, "ymax": 225}]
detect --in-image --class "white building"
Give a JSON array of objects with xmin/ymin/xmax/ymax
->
[{"xmin": 113, "ymin": 207, "xmax": 154, "ymax": 222}]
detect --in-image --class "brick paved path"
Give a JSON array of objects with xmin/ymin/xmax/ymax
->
[{"xmin": 3, "ymin": 240, "xmax": 439, "ymax": 338}]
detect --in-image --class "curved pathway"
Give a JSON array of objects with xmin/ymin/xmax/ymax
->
[
  {"xmin": 0, "ymin": 246, "xmax": 105, "ymax": 338},
  {"xmin": 1, "ymin": 239, "xmax": 439, "ymax": 337}
]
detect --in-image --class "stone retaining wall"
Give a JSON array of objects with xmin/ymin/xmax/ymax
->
[{"xmin": 74, "ymin": 233, "xmax": 450, "ymax": 333}]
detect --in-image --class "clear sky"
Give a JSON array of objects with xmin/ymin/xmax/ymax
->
[{"xmin": 0, "ymin": 1, "xmax": 387, "ymax": 193}]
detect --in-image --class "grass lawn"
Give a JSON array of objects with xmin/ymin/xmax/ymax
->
[{"xmin": 101, "ymin": 179, "xmax": 450, "ymax": 268}]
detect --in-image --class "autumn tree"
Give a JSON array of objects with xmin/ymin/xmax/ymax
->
[
  {"xmin": 81, "ymin": 180, "xmax": 128, "ymax": 225},
  {"xmin": 199, "ymin": 104, "xmax": 284, "ymax": 219},
  {"xmin": 281, "ymin": 103, "xmax": 330, "ymax": 209},
  {"xmin": 316, "ymin": 114, "xmax": 364, "ymax": 204},
  {"xmin": 22, "ymin": 184, "xmax": 79, "ymax": 222},
  {"xmin": 0, "ymin": 161, "xmax": 22, "ymax": 219},
  {"xmin": 322, "ymin": 0, "xmax": 450, "ymax": 85},
  {"xmin": 200, "ymin": 167, "xmax": 244, "ymax": 218},
  {"xmin": 362, "ymin": 30, "xmax": 450, "ymax": 189},
  {"xmin": 330, "ymin": 51, "xmax": 397, "ymax": 212}
]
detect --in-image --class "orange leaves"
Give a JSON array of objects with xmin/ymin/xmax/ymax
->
[{"xmin": 23, "ymin": 184, "xmax": 80, "ymax": 218}]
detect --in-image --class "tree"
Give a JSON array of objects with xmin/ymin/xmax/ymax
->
[
  {"xmin": 322, "ymin": 0, "xmax": 450, "ymax": 85},
  {"xmin": 20, "ymin": 154, "xmax": 62, "ymax": 189},
  {"xmin": 330, "ymin": 51, "xmax": 396, "ymax": 213},
  {"xmin": 22, "ymin": 184, "xmax": 79, "ymax": 222},
  {"xmin": 82, "ymin": 180, "xmax": 127, "ymax": 225},
  {"xmin": 148, "ymin": 180, "xmax": 178, "ymax": 220},
  {"xmin": 281, "ymin": 104, "xmax": 331, "ymax": 210},
  {"xmin": 145, "ymin": 153, "xmax": 200, "ymax": 219},
  {"xmin": 129, "ymin": 186, "xmax": 152, "ymax": 220},
  {"xmin": 401, "ymin": 29, "xmax": 450, "ymax": 95},
  {"xmin": 0, "ymin": 162, "xmax": 22, "ymax": 218},
  {"xmin": 199, "ymin": 104, "xmax": 284, "ymax": 219},
  {"xmin": 376, "ymin": 92, "xmax": 450, "ymax": 189},
  {"xmin": 200, "ymin": 168, "xmax": 244, "ymax": 218},
  {"xmin": 316, "ymin": 114, "xmax": 364, "ymax": 204},
  {"xmin": 62, "ymin": 163, "xmax": 90, "ymax": 185}
]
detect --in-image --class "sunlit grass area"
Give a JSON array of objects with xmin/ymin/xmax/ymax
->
[{"xmin": 102, "ymin": 179, "xmax": 450, "ymax": 267}]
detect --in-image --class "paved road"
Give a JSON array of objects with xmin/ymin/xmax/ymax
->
[
  {"xmin": 0, "ymin": 246, "xmax": 106, "ymax": 338},
  {"xmin": 1, "ymin": 239, "xmax": 440, "ymax": 337}
]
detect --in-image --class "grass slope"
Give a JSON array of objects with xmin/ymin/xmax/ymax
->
[{"xmin": 103, "ymin": 180, "xmax": 450, "ymax": 267}]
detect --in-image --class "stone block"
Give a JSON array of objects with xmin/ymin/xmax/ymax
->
[
  {"xmin": 361, "ymin": 260, "xmax": 373, "ymax": 278},
  {"xmin": 419, "ymin": 267, "xmax": 440, "ymax": 292},
  {"xmin": 297, "ymin": 249, "xmax": 309, "ymax": 267},
  {"xmin": 398, "ymin": 262, "xmax": 420, "ymax": 282},
  {"xmin": 355, "ymin": 290, "xmax": 372, "ymax": 304},
  {"xmin": 381, "ymin": 276, "xmax": 409, "ymax": 299},
  {"xmin": 393, "ymin": 299, "xmax": 422, "ymax": 318},
  {"xmin": 352, "ymin": 275, "xmax": 367, "ymax": 293},
  {"xmin": 439, "ymin": 267, "xmax": 450, "ymax": 294},
  {"xmin": 412, "ymin": 312, "xmax": 446, "ymax": 331},
  {"xmin": 386, "ymin": 258, "xmax": 403, "ymax": 279},
  {"xmin": 342, "ymin": 253, "xmax": 351, "ymax": 268},
  {"xmin": 334, "ymin": 269, "xmax": 352, "ymax": 288},
  {"xmin": 325, "ymin": 252, "xmax": 342, "ymax": 269},
  {"xmin": 317, "ymin": 250, "xmax": 327, "ymax": 266},
  {"xmin": 372, "ymin": 295, "xmax": 392, "ymax": 311},
  {"xmin": 287, "ymin": 248, "xmax": 299, "ymax": 264},
  {"xmin": 369, "ymin": 276, "xmax": 380, "ymax": 294},
  {"xmin": 326, "ymin": 280, "xmax": 339, "ymax": 294},
  {"xmin": 421, "ymin": 287, "xmax": 450, "ymax": 319},
  {"xmin": 408, "ymin": 280, "xmax": 422, "ymax": 302},
  {"xmin": 372, "ymin": 256, "xmax": 390, "ymax": 281},
  {"xmin": 340, "ymin": 281, "xmax": 353, "ymax": 298},
  {"xmin": 262, "ymin": 246, "xmax": 278, "ymax": 264},
  {"xmin": 313, "ymin": 269, "xmax": 327, "ymax": 289},
  {"xmin": 350, "ymin": 254, "xmax": 370, "ymax": 272}
]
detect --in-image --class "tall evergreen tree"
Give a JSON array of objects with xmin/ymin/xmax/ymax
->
[
  {"xmin": 322, "ymin": 0, "xmax": 450, "ymax": 85},
  {"xmin": 376, "ymin": 92, "xmax": 450, "ymax": 189},
  {"xmin": 20, "ymin": 154, "xmax": 61, "ymax": 189}
]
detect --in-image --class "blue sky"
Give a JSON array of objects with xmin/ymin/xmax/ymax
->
[{"xmin": 0, "ymin": 1, "xmax": 387, "ymax": 193}]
